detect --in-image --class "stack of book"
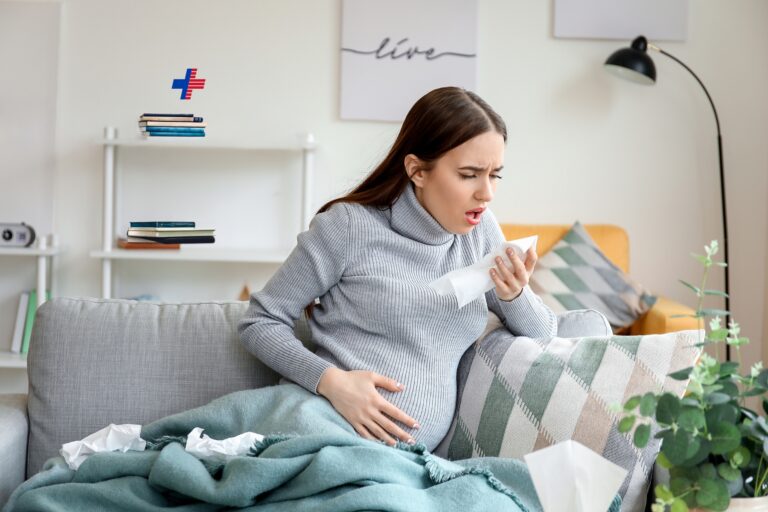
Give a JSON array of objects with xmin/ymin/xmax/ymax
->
[
  {"xmin": 10, "ymin": 290, "xmax": 51, "ymax": 355},
  {"xmin": 138, "ymin": 113, "xmax": 206, "ymax": 137},
  {"xmin": 122, "ymin": 221, "xmax": 215, "ymax": 246}
]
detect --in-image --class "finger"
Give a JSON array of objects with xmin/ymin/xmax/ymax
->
[
  {"xmin": 365, "ymin": 419, "xmax": 397, "ymax": 446},
  {"xmin": 494, "ymin": 255, "xmax": 516, "ymax": 283},
  {"xmin": 380, "ymin": 401, "xmax": 420, "ymax": 430},
  {"xmin": 373, "ymin": 373, "xmax": 405, "ymax": 393},
  {"xmin": 354, "ymin": 423, "xmax": 378, "ymax": 442},
  {"xmin": 525, "ymin": 247, "xmax": 537, "ymax": 273},
  {"xmin": 376, "ymin": 413, "xmax": 416, "ymax": 445},
  {"xmin": 506, "ymin": 249, "xmax": 526, "ymax": 277},
  {"xmin": 489, "ymin": 267, "xmax": 512, "ymax": 296}
]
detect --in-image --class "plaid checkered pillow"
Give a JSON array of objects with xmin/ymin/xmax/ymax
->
[
  {"xmin": 434, "ymin": 328, "xmax": 701, "ymax": 512},
  {"xmin": 529, "ymin": 221, "xmax": 656, "ymax": 331}
]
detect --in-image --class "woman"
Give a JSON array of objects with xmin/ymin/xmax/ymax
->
[{"xmin": 238, "ymin": 87, "xmax": 557, "ymax": 452}]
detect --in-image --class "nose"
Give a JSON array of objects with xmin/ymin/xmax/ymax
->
[{"xmin": 475, "ymin": 176, "xmax": 494, "ymax": 202}]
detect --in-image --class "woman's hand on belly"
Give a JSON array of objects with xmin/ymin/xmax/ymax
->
[{"xmin": 317, "ymin": 367, "xmax": 420, "ymax": 447}]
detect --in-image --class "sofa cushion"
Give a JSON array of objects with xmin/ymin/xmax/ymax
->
[
  {"xmin": 26, "ymin": 298, "xmax": 281, "ymax": 476},
  {"xmin": 434, "ymin": 328, "xmax": 701, "ymax": 512},
  {"xmin": 529, "ymin": 221, "xmax": 656, "ymax": 331}
]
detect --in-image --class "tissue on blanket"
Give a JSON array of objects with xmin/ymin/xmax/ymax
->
[
  {"xmin": 430, "ymin": 235, "xmax": 538, "ymax": 308},
  {"xmin": 60, "ymin": 424, "xmax": 146, "ymax": 470},
  {"xmin": 185, "ymin": 427, "xmax": 264, "ymax": 462}
]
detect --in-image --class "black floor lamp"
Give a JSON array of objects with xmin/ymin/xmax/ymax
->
[{"xmin": 603, "ymin": 35, "xmax": 731, "ymax": 360}]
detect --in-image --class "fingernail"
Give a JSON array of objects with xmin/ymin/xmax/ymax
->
[
  {"xmin": 396, "ymin": 382, "xmax": 404, "ymax": 390},
  {"xmin": 413, "ymin": 423, "xmax": 420, "ymax": 429},
  {"xmin": 407, "ymin": 438, "xmax": 415, "ymax": 445}
]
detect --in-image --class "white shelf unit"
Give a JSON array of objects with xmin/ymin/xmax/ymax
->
[
  {"xmin": 0, "ymin": 242, "xmax": 61, "ymax": 369},
  {"xmin": 91, "ymin": 127, "xmax": 316, "ymax": 299}
]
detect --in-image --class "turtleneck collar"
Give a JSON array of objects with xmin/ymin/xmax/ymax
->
[{"xmin": 389, "ymin": 183, "xmax": 455, "ymax": 246}]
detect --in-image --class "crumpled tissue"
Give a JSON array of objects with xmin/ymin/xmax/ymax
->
[
  {"xmin": 185, "ymin": 427, "xmax": 264, "ymax": 463},
  {"xmin": 429, "ymin": 235, "xmax": 538, "ymax": 308},
  {"xmin": 60, "ymin": 423, "xmax": 146, "ymax": 470},
  {"xmin": 524, "ymin": 440, "xmax": 628, "ymax": 512}
]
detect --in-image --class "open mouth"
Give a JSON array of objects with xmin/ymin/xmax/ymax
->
[{"xmin": 464, "ymin": 208, "xmax": 485, "ymax": 225}]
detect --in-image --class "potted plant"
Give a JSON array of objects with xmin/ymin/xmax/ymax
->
[{"xmin": 620, "ymin": 241, "xmax": 768, "ymax": 512}]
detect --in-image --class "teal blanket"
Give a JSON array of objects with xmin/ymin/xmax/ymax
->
[{"xmin": 5, "ymin": 384, "xmax": 621, "ymax": 511}]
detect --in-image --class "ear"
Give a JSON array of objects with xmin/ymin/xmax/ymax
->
[{"xmin": 404, "ymin": 154, "xmax": 427, "ymax": 188}]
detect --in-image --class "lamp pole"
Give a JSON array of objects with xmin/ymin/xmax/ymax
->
[
  {"xmin": 605, "ymin": 37, "xmax": 731, "ymax": 360},
  {"xmin": 649, "ymin": 44, "xmax": 731, "ymax": 361}
]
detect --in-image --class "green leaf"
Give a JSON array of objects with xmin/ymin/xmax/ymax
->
[
  {"xmin": 714, "ymin": 261, "xmax": 728, "ymax": 267},
  {"xmin": 710, "ymin": 422, "xmax": 742, "ymax": 455},
  {"xmin": 634, "ymin": 423, "xmax": 651, "ymax": 448},
  {"xmin": 706, "ymin": 403, "xmax": 739, "ymax": 425},
  {"xmin": 668, "ymin": 367, "xmax": 694, "ymax": 381},
  {"xmin": 624, "ymin": 395, "xmax": 642, "ymax": 411},
  {"xmin": 670, "ymin": 498, "xmax": 688, "ymax": 512},
  {"xmin": 671, "ymin": 314, "xmax": 698, "ymax": 319},
  {"xmin": 704, "ymin": 392, "xmax": 732, "ymax": 405},
  {"xmin": 699, "ymin": 463, "xmax": 718, "ymax": 480},
  {"xmin": 763, "ymin": 398, "xmax": 768, "ymax": 416},
  {"xmin": 678, "ymin": 408, "xmax": 706, "ymax": 430},
  {"xmin": 757, "ymin": 369, "xmax": 768, "ymax": 389},
  {"xmin": 655, "ymin": 484, "xmax": 674, "ymax": 501},
  {"xmin": 639, "ymin": 393, "xmax": 657, "ymax": 417},
  {"xmin": 699, "ymin": 308, "xmax": 730, "ymax": 317},
  {"xmin": 718, "ymin": 361, "xmax": 739, "ymax": 375},
  {"xmin": 656, "ymin": 451, "xmax": 673, "ymax": 469},
  {"xmin": 694, "ymin": 478, "xmax": 730, "ymax": 510},
  {"xmin": 656, "ymin": 393, "xmax": 682, "ymax": 424},
  {"xmin": 679, "ymin": 280, "xmax": 701, "ymax": 295},
  {"xmin": 670, "ymin": 476, "xmax": 693, "ymax": 497},
  {"xmin": 662, "ymin": 429, "xmax": 693, "ymax": 465},
  {"xmin": 730, "ymin": 446, "xmax": 750, "ymax": 468},
  {"xmin": 702, "ymin": 289, "xmax": 729, "ymax": 297},
  {"xmin": 708, "ymin": 328, "xmax": 729, "ymax": 341},
  {"xmin": 717, "ymin": 462, "xmax": 741, "ymax": 481},
  {"xmin": 618, "ymin": 415, "xmax": 635, "ymax": 433}
]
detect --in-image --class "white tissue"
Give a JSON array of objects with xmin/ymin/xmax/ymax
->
[
  {"xmin": 429, "ymin": 235, "xmax": 538, "ymax": 308},
  {"xmin": 60, "ymin": 423, "xmax": 146, "ymax": 470},
  {"xmin": 524, "ymin": 440, "xmax": 627, "ymax": 512},
  {"xmin": 184, "ymin": 427, "xmax": 264, "ymax": 463}
]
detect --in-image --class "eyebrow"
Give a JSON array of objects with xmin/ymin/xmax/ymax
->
[{"xmin": 458, "ymin": 165, "xmax": 504, "ymax": 173}]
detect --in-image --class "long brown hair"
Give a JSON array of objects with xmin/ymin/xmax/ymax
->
[{"xmin": 305, "ymin": 87, "xmax": 507, "ymax": 317}]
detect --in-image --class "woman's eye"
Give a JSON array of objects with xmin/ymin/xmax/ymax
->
[
  {"xmin": 460, "ymin": 174, "xmax": 475, "ymax": 179},
  {"xmin": 491, "ymin": 174, "xmax": 503, "ymax": 180}
]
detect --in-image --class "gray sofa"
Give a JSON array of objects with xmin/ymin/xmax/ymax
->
[{"xmin": 0, "ymin": 297, "xmax": 612, "ymax": 507}]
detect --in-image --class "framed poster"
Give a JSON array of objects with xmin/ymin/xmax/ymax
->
[
  {"xmin": 340, "ymin": 0, "xmax": 478, "ymax": 122},
  {"xmin": 554, "ymin": 0, "xmax": 688, "ymax": 41}
]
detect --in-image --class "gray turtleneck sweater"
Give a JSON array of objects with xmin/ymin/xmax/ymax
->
[{"xmin": 238, "ymin": 184, "xmax": 557, "ymax": 450}]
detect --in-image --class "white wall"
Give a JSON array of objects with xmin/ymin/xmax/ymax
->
[
  {"xmin": 0, "ymin": 0, "xmax": 60, "ymax": 392},
  {"xmin": 2, "ymin": 0, "xmax": 767, "ymax": 392}
]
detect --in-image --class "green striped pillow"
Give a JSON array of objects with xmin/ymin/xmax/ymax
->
[
  {"xmin": 529, "ymin": 221, "xmax": 656, "ymax": 331},
  {"xmin": 435, "ymin": 328, "xmax": 701, "ymax": 512}
]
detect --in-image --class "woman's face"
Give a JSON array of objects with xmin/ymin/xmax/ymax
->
[{"xmin": 407, "ymin": 130, "xmax": 505, "ymax": 235}]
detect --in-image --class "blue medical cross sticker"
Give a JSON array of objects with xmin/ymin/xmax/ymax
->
[{"xmin": 172, "ymin": 68, "xmax": 206, "ymax": 100}]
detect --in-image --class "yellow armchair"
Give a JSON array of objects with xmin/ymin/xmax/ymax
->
[{"xmin": 499, "ymin": 224, "xmax": 698, "ymax": 335}]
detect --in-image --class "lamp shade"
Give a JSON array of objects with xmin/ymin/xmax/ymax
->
[{"xmin": 604, "ymin": 36, "xmax": 656, "ymax": 85}]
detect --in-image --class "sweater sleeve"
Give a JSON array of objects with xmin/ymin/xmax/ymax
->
[
  {"xmin": 238, "ymin": 203, "xmax": 350, "ymax": 394},
  {"xmin": 481, "ymin": 209, "xmax": 558, "ymax": 338}
]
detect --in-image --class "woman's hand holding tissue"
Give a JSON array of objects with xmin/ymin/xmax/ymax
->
[
  {"xmin": 317, "ymin": 367, "xmax": 419, "ymax": 447},
  {"xmin": 490, "ymin": 246, "xmax": 537, "ymax": 301}
]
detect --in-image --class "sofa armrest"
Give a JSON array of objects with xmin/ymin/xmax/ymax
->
[
  {"xmin": 630, "ymin": 296, "xmax": 699, "ymax": 335},
  {"xmin": 0, "ymin": 394, "xmax": 28, "ymax": 507}
]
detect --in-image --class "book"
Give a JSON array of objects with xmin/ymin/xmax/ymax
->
[
  {"xmin": 141, "ymin": 113, "xmax": 195, "ymax": 118},
  {"xmin": 117, "ymin": 238, "xmax": 180, "ymax": 250},
  {"xmin": 139, "ymin": 116, "xmax": 203, "ymax": 122},
  {"xmin": 10, "ymin": 291, "xmax": 30, "ymax": 353},
  {"xmin": 21, "ymin": 290, "xmax": 50, "ymax": 355},
  {"xmin": 127, "ymin": 228, "xmax": 214, "ymax": 237},
  {"xmin": 143, "ymin": 132, "xmax": 206, "ymax": 137},
  {"xmin": 142, "ymin": 127, "xmax": 206, "ymax": 134},
  {"xmin": 139, "ymin": 121, "xmax": 207, "ymax": 128},
  {"xmin": 129, "ymin": 235, "xmax": 215, "ymax": 244},
  {"xmin": 130, "ymin": 221, "xmax": 196, "ymax": 228}
]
